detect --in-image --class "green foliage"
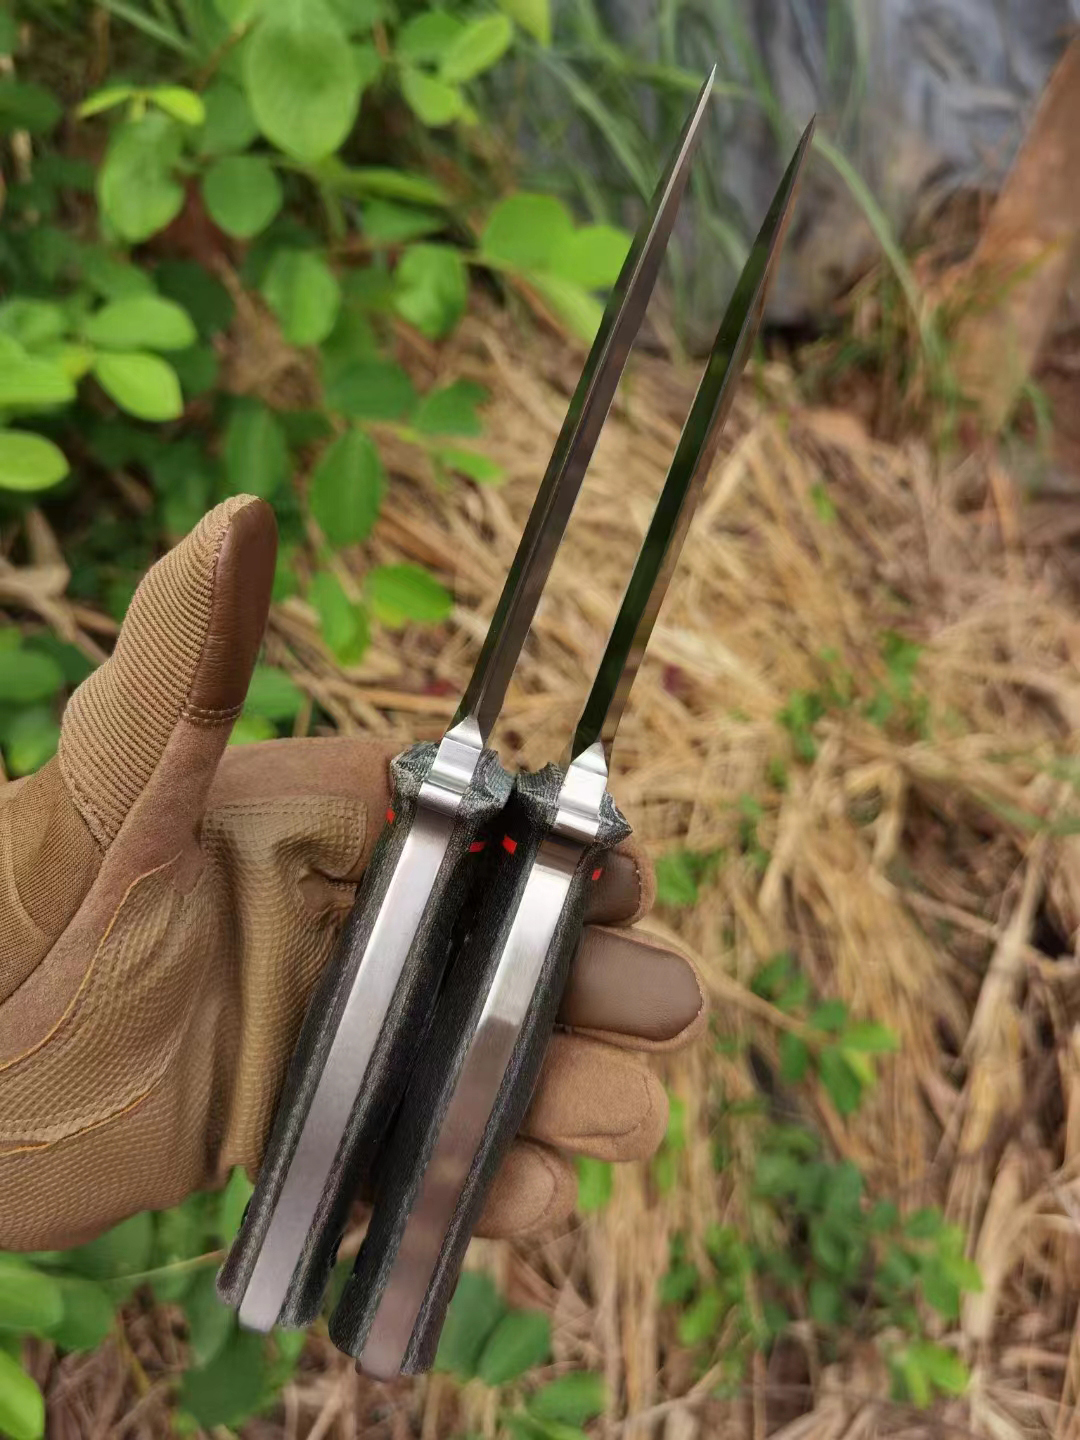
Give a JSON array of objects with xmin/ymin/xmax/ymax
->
[
  {"xmin": 0, "ymin": 1170, "xmax": 304, "ymax": 1434},
  {"xmin": 663, "ymin": 1057, "xmax": 981, "ymax": 1411},
  {"xmin": 751, "ymin": 953, "xmax": 899, "ymax": 1115},
  {"xmin": 655, "ymin": 848, "xmax": 723, "ymax": 908},
  {"xmin": 575, "ymin": 1155, "xmax": 613, "ymax": 1213}
]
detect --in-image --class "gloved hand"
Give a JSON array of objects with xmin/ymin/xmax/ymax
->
[{"xmin": 0, "ymin": 496, "xmax": 705, "ymax": 1253}]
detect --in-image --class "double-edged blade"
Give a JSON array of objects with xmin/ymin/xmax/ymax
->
[
  {"xmin": 571, "ymin": 117, "xmax": 815, "ymax": 764},
  {"xmin": 454, "ymin": 68, "xmax": 716, "ymax": 745}
]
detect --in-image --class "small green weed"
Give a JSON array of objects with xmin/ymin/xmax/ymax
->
[{"xmin": 435, "ymin": 1272, "xmax": 605, "ymax": 1439}]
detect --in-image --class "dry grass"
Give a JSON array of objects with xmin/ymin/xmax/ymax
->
[{"xmin": 44, "ymin": 298, "xmax": 1080, "ymax": 1438}]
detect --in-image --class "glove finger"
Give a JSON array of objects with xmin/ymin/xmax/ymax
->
[
  {"xmin": 61, "ymin": 495, "xmax": 276, "ymax": 852},
  {"xmin": 558, "ymin": 921, "xmax": 706, "ymax": 1052},
  {"xmin": 583, "ymin": 832, "xmax": 654, "ymax": 927},
  {"xmin": 521, "ymin": 1033, "xmax": 668, "ymax": 1162},
  {"xmin": 0, "ymin": 497, "xmax": 275, "ymax": 1006},
  {"xmin": 475, "ymin": 1138, "xmax": 577, "ymax": 1239}
]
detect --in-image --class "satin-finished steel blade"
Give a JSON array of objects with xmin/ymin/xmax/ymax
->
[
  {"xmin": 452, "ymin": 68, "xmax": 716, "ymax": 745},
  {"xmin": 570, "ymin": 117, "xmax": 815, "ymax": 763}
]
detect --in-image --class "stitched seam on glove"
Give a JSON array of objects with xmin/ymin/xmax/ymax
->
[
  {"xmin": 0, "ymin": 1084, "xmax": 157, "ymax": 1159},
  {"xmin": 0, "ymin": 854, "xmax": 182, "ymax": 1077}
]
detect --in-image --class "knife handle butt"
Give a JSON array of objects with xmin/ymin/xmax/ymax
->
[
  {"xmin": 217, "ymin": 740, "xmax": 512, "ymax": 1332},
  {"xmin": 329, "ymin": 769, "xmax": 630, "ymax": 1376}
]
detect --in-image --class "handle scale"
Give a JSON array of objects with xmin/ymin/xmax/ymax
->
[
  {"xmin": 217, "ymin": 740, "xmax": 512, "ymax": 1330},
  {"xmin": 329, "ymin": 766, "xmax": 630, "ymax": 1375}
]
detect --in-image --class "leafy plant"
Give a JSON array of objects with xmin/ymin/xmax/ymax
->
[
  {"xmin": 664, "ymin": 1113, "xmax": 980, "ymax": 1409},
  {"xmin": 751, "ymin": 953, "xmax": 899, "ymax": 1116},
  {"xmin": 434, "ymin": 1272, "xmax": 605, "ymax": 1439},
  {"xmin": 0, "ymin": 1168, "xmax": 289, "ymax": 1437},
  {"xmin": 0, "ymin": 0, "xmax": 632, "ymax": 741}
]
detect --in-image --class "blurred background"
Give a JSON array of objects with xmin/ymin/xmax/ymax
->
[{"xmin": 4, "ymin": 0, "xmax": 1080, "ymax": 1436}]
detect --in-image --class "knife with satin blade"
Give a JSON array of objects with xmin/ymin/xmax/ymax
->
[
  {"xmin": 217, "ymin": 71, "xmax": 717, "ymax": 1334},
  {"xmin": 328, "ymin": 117, "xmax": 815, "ymax": 1378}
]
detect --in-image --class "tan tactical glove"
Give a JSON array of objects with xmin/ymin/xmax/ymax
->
[{"xmin": 0, "ymin": 496, "xmax": 705, "ymax": 1253}]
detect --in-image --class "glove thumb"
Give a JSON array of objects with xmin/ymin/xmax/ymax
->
[
  {"xmin": 61, "ymin": 495, "xmax": 276, "ymax": 849},
  {"xmin": 1, "ymin": 496, "xmax": 275, "ymax": 997}
]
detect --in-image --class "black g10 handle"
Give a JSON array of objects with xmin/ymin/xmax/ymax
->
[
  {"xmin": 328, "ymin": 765, "xmax": 631, "ymax": 1376},
  {"xmin": 217, "ymin": 739, "xmax": 512, "ymax": 1331}
]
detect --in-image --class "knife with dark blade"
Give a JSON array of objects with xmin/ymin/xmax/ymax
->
[
  {"xmin": 328, "ymin": 117, "xmax": 814, "ymax": 1378},
  {"xmin": 217, "ymin": 71, "xmax": 716, "ymax": 1334}
]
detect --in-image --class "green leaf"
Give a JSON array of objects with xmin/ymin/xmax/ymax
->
[
  {"xmin": 528, "ymin": 273, "xmax": 603, "ymax": 343},
  {"xmin": 325, "ymin": 359, "xmax": 417, "ymax": 421},
  {"xmin": 547, "ymin": 225, "xmax": 630, "ymax": 289},
  {"xmin": 400, "ymin": 66, "xmax": 464, "ymax": 127},
  {"xmin": 842, "ymin": 1021, "xmax": 899, "ymax": 1053},
  {"xmin": 229, "ymin": 714, "xmax": 276, "ymax": 745},
  {"xmin": 203, "ymin": 155, "xmax": 283, "ymax": 239},
  {"xmin": 808, "ymin": 1276, "xmax": 842, "ymax": 1327},
  {"xmin": 98, "ymin": 113, "xmax": 184, "ymax": 244},
  {"xmin": 262, "ymin": 249, "xmax": 341, "ymax": 346},
  {"xmin": 184, "ymin": 1270, "xmax": 236, "ymax": 1368},
  {"xmin": 78, "ymin": 84, "xmax": 135, "ymax": 117},
  {"xmin": 368, "ymin": 563, "xmax": 451, "ymax": 626},
  {"xmin": 152, "ymin": 86, "xmax": 205, "ymax": 126},
  {"xmin": 574, "ymin": 1156, "xmax": 612, "ymax": 1214},
  {"xmin": 817, "ymin": 1046, "xmax": 863, "ymax": 1116},
  {"xmin": 0, "ymin": 431, "xmax": 68, "ymax": 492},
  {"xmin": 0, "ymin": 1350, "xmax": 44, "ymax": 1440},
  {"xmin": 809, "ymin": 999, "xmax": 848, "ymax": 1033},
  {"xmin": 244, "ymin": 667, "xmax": 304, "ymax": 724},
  {"xmin": 180, "ymin": 1326, "xmax": 267, "ymax": 1428},
  {"xmin": 155, "ymin": 260, "xmax": 235, "ymax": 339},
  {"xmin": 0, "ymin": 648, "xmax": 63, "ymax": 703},
  {"xmin": 328, "ymin": 164, "xmax": 450, "ymax": 205},
  {"xmin": 915, "ymin": 1342, "xmax": 968, "ymax": 1396},
  {"xmin": 481, "ymin": 193, "xmax": 573, "ymax": 271},
  {"xmin": 0, "ymin": 1257, "xmax": 63, "ymax": 1333},
  {"xmin": 3, "ymin": 707, "xmax": 60, "ymax": 775},
  {"xmin": 218, "ymin": 1166, "xmax": 255, "ymax": 1243},
  {"xmin": 0, "ymin": 300, "xmax": 66, "ymax": 349},
  {"xmin": 93, "ymin": 352, "xmax": 183, "ymax": 421},
  {"xmin": 0, "ymin": 352, "xmax": 75, "ymax": 408},
  {"xmin": 310, "ymin": 571, "xmax": 370, "ymax": 664},
  {"xmin": 506, "ymin": 1417, "xmax": 589, "ymax": 1440},
  {"xmin": 0, "ymin": 79, "xmax": 61, "ymax": 133},
  {"xmin": 393, "ymin": 244, "xmax": 466, "ymax": 338},
  {"xmin": 919, "ymin": 1266, "xmax": 960, "ymax": 1321},
  {"xmin": 0, "ymin": 12, "xmax": 16, "ymax": 54},
  {"xmin": 310, "ymin": 428, "xmax": 385, "ymax": 546},
  {"xmin": 658, "ymin": 1259, "xmax": 698, "ymax": 1305},
  {"xmin": 214, "ymin": 0, "xmax": 263, "ymax": 24},
  {"xmin": 66, "ymin": 1211, "xmax": 155, "ymax": 1281},
  {"xmin": 434, "ymin": 1272, "xmax": 505, "ymax": 1379},
  {"xmin": 899, "ymin": 1208, "xmax": 939, "ymax": 1243},
  {"xmin": 437, "ymin": 446, "xmax": 504, "ymax": 485},
  {"xmin": 362, "ymin": 200, "xmax": 442, "ymax": 243},
  {"xmin": 45, "ymin": 1277, "xmax": 115, "ymax": 1352},
  {"xmin": 84, "ymin": 296, "xmax": 197, "ymax": 352},
  {"xmin": 412, "ymin": 379, "xmax": 486, "ymax": 436},
  {"xmin": 199, "ymin": 78, "xmax": 258, "ymax": 155},
  {"xmin": 243, "ymin": 0, "xmax": 362, "ymax": 162},
  {"xmin": 677, "ymin": 1285, "xmax": 724, "ymax": 1346},
  {"xmin": 224, "ymin": 400, "xmax": 289, "ymax": 498},
  {"xmin": 397, "ymin": 10, "xmax": 463, "ymax": 60},
  {"xmin": 528, "ymin": 1372, "xmax": 605, "ymax": 1425},
  {"xmin": 654, "ymin": 852, "xmax": 699, "ymax": 908},
  {"xmin": 439, "ymin": 13, "xmax": 512, "ymax": 82},
  {"xmin": 497, "ymin": 0, "xmax": 549, "ymax": 43},
  {"xmin": 778, "ymin": 1032, "xmax": 810, "ymax": 1084},
  {"xmin": 477, "ymin": 1308, "xmax": 551, "ymax": 1385},
  {"xmin": 171, "ymin": 344, "xmax": 220, "ymax": 398}
]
